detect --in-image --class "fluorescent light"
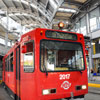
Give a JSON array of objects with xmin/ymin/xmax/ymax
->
[{"xmin": 58, "ymin": 8, "xmax": 76, "ymax": 13}]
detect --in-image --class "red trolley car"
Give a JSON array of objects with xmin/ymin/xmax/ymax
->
[{"xmin": 2, "ymin": 28, "xmax": 88, "ymax": 100}]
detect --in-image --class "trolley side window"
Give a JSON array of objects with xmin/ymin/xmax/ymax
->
[
  {"xmin": 7, "ymin": 56, "xmax": 9, "ymax": 72},
  {"xmin": 5, "ymin": 58, "xmax": 7, "ymax": 71},
  {"xmin": 10, "ymin": 52, "xmax": 13, "ymax": 72},
  {"xmin": 23, "ymin": 42, "xmax": 34, "ymax": 72}
]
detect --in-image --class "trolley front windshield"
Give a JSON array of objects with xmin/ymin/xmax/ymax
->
[{"xmin": 40, "ymin": 40, "xmax": 85, "ymax": 72}]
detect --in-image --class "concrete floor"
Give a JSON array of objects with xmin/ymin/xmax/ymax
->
[
  {"xmin": 84, "ymin": 86, "xmax": 100, "ymax": 100},
  {"xmin": 85, "ymin": 92, "xmax": 100, "ymax": 100},
  {"xmin": 0, "ymin": 84, "xmax": 100, "ymax": 100},
  {"xmin": 0, "ymin": 85, "xmax": 12, "ymax": 100}
]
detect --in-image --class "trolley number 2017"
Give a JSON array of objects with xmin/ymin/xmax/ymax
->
[{"xmin": 59, "ymin": 74, "xmax": 70, "ymax": 80}]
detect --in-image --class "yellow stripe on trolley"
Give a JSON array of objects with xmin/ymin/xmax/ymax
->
[{"xmin": 88, "ymin": 83, "xmax": 100, "ymax": 88}]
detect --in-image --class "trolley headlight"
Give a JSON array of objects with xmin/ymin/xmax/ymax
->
[
  {"xmin": 82, "ymin": 85, "xmax": 87, "ymax": 90},
  {"xmin": 76, "ymin": 85, "xmax": 87, "ymax": 90},
  {"xmin": 42, "ymin": 89, "xmax": 56, "ymax": 95},
  {"xmin": 43, "ymin": 89, "xmax": 50, "ymax": 95}
]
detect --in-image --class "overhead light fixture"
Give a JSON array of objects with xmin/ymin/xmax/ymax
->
[
  {"xmin": 58, "ymin": 8, "xmax": 77, "ymax": 13},
  {"xmin": 49, "ymin": 0, "xmax": 57, "ymax": 9}
]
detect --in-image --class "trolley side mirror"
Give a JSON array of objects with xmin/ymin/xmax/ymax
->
[{"xmin": 22, "ymin": 45, "xmax": 27, "ymax": 53}]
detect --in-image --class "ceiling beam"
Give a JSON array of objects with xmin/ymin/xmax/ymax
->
[
  {"xmin": 54, "ymin": 16, "xmax": 70, "ymax": 20},
  {"xmin": 16, "ymin": 15, "xmax": 22, "ymax": 20},
  {"xmin": 12, "ymin": 0, "xmax": 17, "ymax": 8},
  {"xmin": 1, "ymin": 0, "xmax": 9, "ymax": 8},
  {"xmin": 71, "ymin": 0, "xmax": 99, "ymax": 20},
  {"xmin": 9, "ymin": 12, "xmax": 50, "ymax": 28},
  {"xmin": 45, "ymin": 0, "xmax": 49, "ymax": 9},
  {"xmin": 19, "ymin": 0, "xmax": 25, "ymax": 10},
  {"xmin": 64, "ymin": 0, "xmax": 83, "ymax": 6}
]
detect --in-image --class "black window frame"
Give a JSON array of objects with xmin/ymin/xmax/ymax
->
[
  {"xmin": 9, "ymin": 52, "xmax": 13, "ymax": 72},
  {"xmin": 5, "ymin": 58, "xmax": 7, "ymax": 71},
  {"xmin": 7, "ymin": 56, "xmax": 9, "ymax": 72},
  {"xmin": 23, "ymin": 41, "xmax": 35, "ymax": 73},
  {"xmin": 40, "ymin": 39, "xmax": 85, "ymax": 73},
  {"xmin": 45, "ymin": 30, "xmax": 77, "ymax": 41}
]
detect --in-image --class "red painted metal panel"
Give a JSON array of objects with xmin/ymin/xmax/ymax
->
[{"xmin": 2, "ymin": 28, "xmax": 88, "ymax": 100}]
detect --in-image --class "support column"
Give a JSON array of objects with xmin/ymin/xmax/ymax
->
[
  {"xmin": 5, "ymin": 9, "xmax": 9, "ymax": 50},
  {"xmin": 86, "ymin": 13, "xmax": 90, "ymax": 34},
  {"xmin": 86, "ymin": 12, "xmax": 93, "ymax": 78},
  {"xmin": 89, "ymin": 42, "xmax": 93, "ymax": 78}
]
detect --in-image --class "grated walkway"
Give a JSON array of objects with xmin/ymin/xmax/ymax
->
[{"xmin": 0, "ymin": 85, "xmax": 12, "ymax": 100}]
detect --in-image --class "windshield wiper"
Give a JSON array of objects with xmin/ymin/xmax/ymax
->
[
  {"xmin": 44, "ymin": 65, "xmax": 48, "ymax": 76},
  {"xmin": 78, "ymin": 70, "xmax": 83, "ymax": 74}
]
